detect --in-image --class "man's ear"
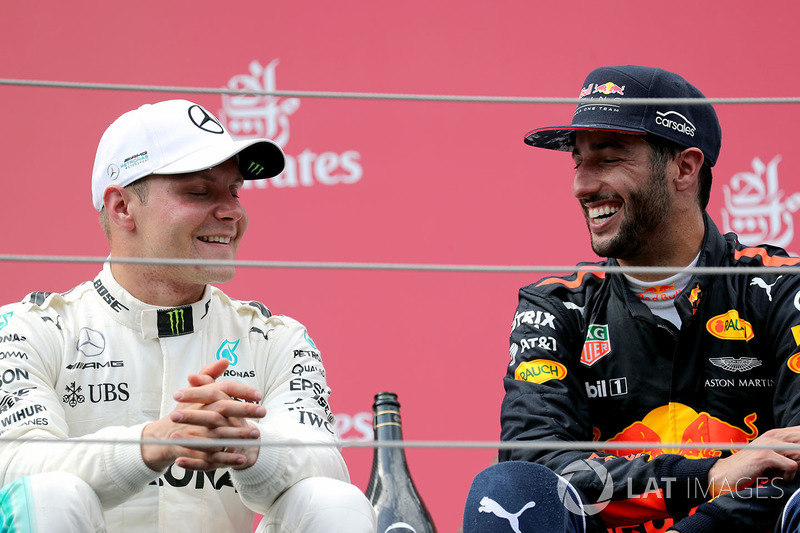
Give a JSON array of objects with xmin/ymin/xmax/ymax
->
[
  {"xmin": 673, "ymin": 147, "xmax": 704, "ymax": 193},
  {"xmin": 103, "ymin": 185, "xmax": 136, "ymax": 231}
]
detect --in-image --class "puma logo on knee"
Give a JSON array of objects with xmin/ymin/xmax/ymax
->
[{"xmin": 478, "ymin": 496, "xmax": 536, "ymax": 533}]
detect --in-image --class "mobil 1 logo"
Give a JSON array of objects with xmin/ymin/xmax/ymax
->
[{"xmin": 585, "ymin": 377, "xmax": 628, "ymax": 399}]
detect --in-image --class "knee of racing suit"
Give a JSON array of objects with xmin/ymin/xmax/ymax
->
[
  {"xmin": 255, "ymin": 476, "xmax": 376, "ymax": 533},
  {"xmin": 0, "ymin": 471, "xmax": 106, "ymax": 533}
]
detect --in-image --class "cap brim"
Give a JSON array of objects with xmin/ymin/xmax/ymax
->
[
  {"xmin": 154, "ymin": 138, "xmax": 285, "ymax": 179},
  {"xmin": 523, "ymin": 125, "xmax": 647, "ymax": 152}
]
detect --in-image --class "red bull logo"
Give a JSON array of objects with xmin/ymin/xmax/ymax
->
[
  {"xmin": 688, "ymin": 284, "xmax": 702, "ymax": 315},
  {"xmin": 515, "ymin": 359, "xmax": 567, "ymax": 384},
  {"xmin": 594, "ymin": 403, "xmax": 758, "ymax": 459},
  {"xmin": 593, "ymin": 82, "xmax": 625, "ymax": 95},
  {"xmin": 641, "ymin": 284, "xmax": 675, "ymax": 294},
  {"xmin": 581, "ymin": 324, "xmax": 611, "ymax": 367},
  {"xmin": 706, "ymin": 310, "xmax": 754, "ymax": 342}
]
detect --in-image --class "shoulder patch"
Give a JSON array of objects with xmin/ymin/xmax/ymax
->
[
  {"xmin": 248, "ymin": 301, "xmax": 272, "ymax": 319},
  {"xmin": 536, "ymin": 267, "xmax": 606, "ymax": 290},
  {"xmin": 734, "ymin": 247, "xmax": 800, "ymax": 267},
  {"xmin": 515, "ymin": 359, "xmax": 567, "ymax": 384},
  {"xmin": 26, "ymin": 292, "xmax": 53, "ymax": 306}
]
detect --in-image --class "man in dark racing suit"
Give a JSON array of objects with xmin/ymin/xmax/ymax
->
[{"xmin": 462, "ymin": 65, "xmax": 800, "ymax": 533}]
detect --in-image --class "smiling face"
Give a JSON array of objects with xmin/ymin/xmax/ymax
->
[
  {"xmin": 571, "ymin": 131, "xmax": 673, "ymax": 263},
  {"xmin": 120, "ymin": 157, "xmax": 248, "ymax": 303}
]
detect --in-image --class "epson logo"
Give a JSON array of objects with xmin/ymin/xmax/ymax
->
[{"xmin": 655, "ymin": 110, "xmax": 696, "ymax": 137}]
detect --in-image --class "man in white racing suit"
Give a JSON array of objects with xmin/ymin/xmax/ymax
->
[{"xmin": 0, "ymin": 99, "xmax": 377, "ymax": 532}]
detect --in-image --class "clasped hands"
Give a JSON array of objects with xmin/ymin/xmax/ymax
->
[{"xmin": 142, "ymin": 358, "xmax": 265, "ymax": 472}]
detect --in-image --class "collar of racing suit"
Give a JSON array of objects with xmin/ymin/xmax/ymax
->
[{"xmin": 92, "ymin": 262, "xmax": 215, "ymax": 340}]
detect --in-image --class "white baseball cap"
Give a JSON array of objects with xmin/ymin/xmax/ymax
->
[{"xmin": 91, "ymin": 99, "xmax": 285, "ymax": 211}]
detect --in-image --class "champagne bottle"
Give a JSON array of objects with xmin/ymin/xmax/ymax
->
[{"xmin": 366, "ymin": 392, "xmax": 437, "ymax": 533}]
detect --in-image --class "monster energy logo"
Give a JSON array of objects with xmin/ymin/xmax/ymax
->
[
  {"xmin": 168, "ymin": 309, "xmax": 185, "ymax": 334},
  {"xmin": 157, "ymin": 306, "xmax": 194, "ymax": 337},
  {"xmin": 248, "ymin": 161, "xmax": 265, "ymax": 176}
]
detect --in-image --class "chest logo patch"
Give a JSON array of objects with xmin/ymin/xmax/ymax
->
[
  {"xmin": 216, "ymin": 339, "xmax": 240, "ymax": 366},
  {"xmin": 706, "ymin": 310, "xmax": 754, "ymax": 342},
  {"xmin": 157, "ymin": 306, "xmax": 194, "ymax": 337},
  {"xmin": 581, "ymin": 324, "xmax": 611, "ymax": 367}
]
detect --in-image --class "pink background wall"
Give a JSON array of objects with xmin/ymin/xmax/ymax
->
[{"xmin": 3, "ymin": 1, "xmax": 800, "ymax": 530}]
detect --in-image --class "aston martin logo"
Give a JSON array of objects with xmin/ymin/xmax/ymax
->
[
  {"xmin": 188, "ymin": 105, "xmax": 224, "ymax": 134},
  {"xmin": 709, "ymin": 357, "xmax": 762, "ymax": 373}
]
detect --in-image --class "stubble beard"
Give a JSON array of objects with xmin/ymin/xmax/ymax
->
[{"xmin": 588, "ymin": 165, "xmax": 672, "ymax": 261}]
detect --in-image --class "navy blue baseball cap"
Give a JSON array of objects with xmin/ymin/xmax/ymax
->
[{"xmin": 524, "ymin": 65, "xmax": 722, "ymax": 166}]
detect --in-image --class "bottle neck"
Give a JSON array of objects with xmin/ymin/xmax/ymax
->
[
  {"xmin": 374, "ymin": 405, "xmax": 404, "ymax": 441},
  {"xmin": 372, "ymin": 405, "xmax": 411, "ymax": 469}
]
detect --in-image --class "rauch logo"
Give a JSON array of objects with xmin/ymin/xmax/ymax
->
[{"xmin": 706, "ymin": 310, "xmax": 754, "ymax": 342}]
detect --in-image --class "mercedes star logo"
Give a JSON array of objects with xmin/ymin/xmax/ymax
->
[
  {"xmin": 188, "ymin": 105, "xmax": 224, "ymax": 134},
  {"xmin": 76, "ymin": 327, "xmax": 106, "ymax": 357},
  {"xmin": 107, "ymin": 164, "xmax": 120, "ymax": 181}
]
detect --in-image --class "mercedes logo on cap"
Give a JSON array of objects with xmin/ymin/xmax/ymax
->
[
  {"xmin": 188, "ymin": 105, "xmax": 224, "ymax": 134},
  {"xmin": 107, "ymin": 164, "xmax": 120, "ymax": 181}
]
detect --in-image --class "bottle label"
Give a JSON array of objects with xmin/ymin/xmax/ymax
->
[{"xmin": 375, "ymin": 408, "xmax": 401, "ymax": 428}]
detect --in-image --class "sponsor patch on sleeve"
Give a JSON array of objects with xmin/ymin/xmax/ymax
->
[
  {"xmin": 791, "ymin": 325, "xmax": 800, "ymax": 346},
  {"xmin": 787, "ymin": 352, "xmax": 800, "ymax": 374},
  {"xmin": 515, "ymin": 359, "xmax": 567, "ymax": 384}
]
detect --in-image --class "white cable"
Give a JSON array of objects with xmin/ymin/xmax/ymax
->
[
  {"xmin": 0, "ymin": 436, "xmax": 792, "ymax": 453},
  {"xmin": 0, "ymin": 254, "xmax": 798, "ymax": 275},
  {"xmin": 1, "ymin": 78, "xmax": 798, "ymax": 105}
]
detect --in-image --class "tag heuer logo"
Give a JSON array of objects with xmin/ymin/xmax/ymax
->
[{"xmin": 581, "ymin": 324, "xmax": 611, "ymax": 367}]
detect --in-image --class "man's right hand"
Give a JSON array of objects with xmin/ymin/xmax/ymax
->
[
  {"xmin": 707, "ymin": 426, "xmax": 800, "ymax": 496},
  {"xmin": 141, "ymin": 359, "xmax": 266, "ymax": 472}
]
